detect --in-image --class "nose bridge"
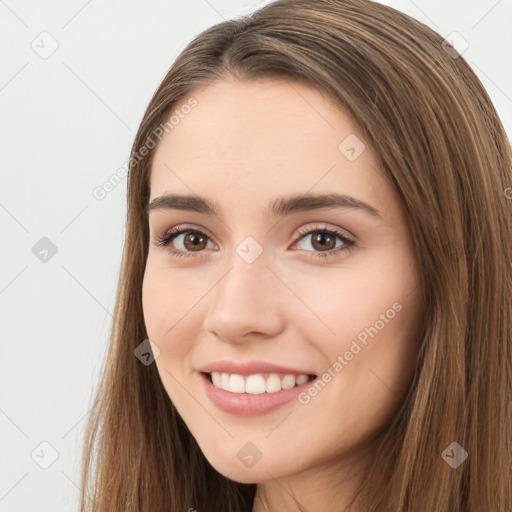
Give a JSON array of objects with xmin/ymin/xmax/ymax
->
[
  {"xmin": 203, "ymin": 239, "xmax": 284, "ymax": 340},
  {"xmin": 217, "ymin": 241, "xmax": 274, "ymax": 309}
]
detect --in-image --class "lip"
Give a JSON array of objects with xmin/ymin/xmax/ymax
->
[
  {"xmin": 198, "ymin": 360, "xmax": 316, "ymax": 377},
  {"xmin": 199, "ymin": 372, "xmax": 317, "ymax": 416}
]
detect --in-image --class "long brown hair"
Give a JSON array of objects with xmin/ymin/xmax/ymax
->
[{"xmin": 79, "ymin": 1, "xmax": 512, "ymax": 510}]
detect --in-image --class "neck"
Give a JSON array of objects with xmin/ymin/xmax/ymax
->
[{"xmin": 251, "ymin": 445, "xmax": 376, "ymax": 512}]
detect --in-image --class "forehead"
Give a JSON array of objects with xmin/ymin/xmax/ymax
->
[{"xmin": 149, "ymin": 78, "xmax": 397, "ymax": 221}]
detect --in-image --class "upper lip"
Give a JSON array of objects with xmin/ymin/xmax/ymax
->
[{"xmin": 199, "ymin": 360, "xmax": 316, "ymax": 377}]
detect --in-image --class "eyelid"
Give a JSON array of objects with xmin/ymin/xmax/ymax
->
[
  {"xmin": 295, "ymin": 222, "xmax": 354, "ymax": 242},
  {"xmin": 154, "ymin": 222, "xmax": 352, "ymax": 242}
]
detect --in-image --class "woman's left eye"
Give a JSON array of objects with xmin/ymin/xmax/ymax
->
[
  {"xmin": 293, "ymin": 225, "xmax": 356, "ymax": 258},
  {"xmin": 153, "ymin": 224, "xmax": 356, "ymax": 259}
]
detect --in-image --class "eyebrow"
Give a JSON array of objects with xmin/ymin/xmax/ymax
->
[{"xmin": 146, "ymin": 193, "xmax": 382, "ymax": 219}]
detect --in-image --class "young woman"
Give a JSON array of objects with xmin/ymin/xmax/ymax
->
[{"xmin": 79, "ymin": 1, "xmax": 512, "ymax": 510}]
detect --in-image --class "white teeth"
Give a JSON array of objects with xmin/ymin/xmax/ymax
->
[
  {"xmin": 295, "ymin": 374, "xmax": 309, "ymax": 386},
  {"xmin": 265, "ymin": 374, "xmax": 281, "ymax": 393},
  {"xmin": 211, "ymin": 372, "xmax": 221, "ymax": 388},
  {"xmin": 229, "ymin": 374, "xmax": 245, "ymax": 393},
  {"xmin": 281, "ymin": 375, "xmax": 296, "ymax": 390},
  {"xmin": 246, "ymin": 374, "xmax": 266, "ymax": 394},
  {"xmin": 209, "ymin": 372, "xmax": 311, "ymax": 394}
]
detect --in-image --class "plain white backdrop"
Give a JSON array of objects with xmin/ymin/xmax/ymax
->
[{"xmin": 1, "ymin": 1, "xmax": 511, "ymax": 510}]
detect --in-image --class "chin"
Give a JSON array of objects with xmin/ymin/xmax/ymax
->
[
  {"xmin": 202, "ymin": 447, "xmax": 290, "ymax": 484},
  {"xmin": 216, "ymin": 466, "xmax": 266, "ymax": 485}
]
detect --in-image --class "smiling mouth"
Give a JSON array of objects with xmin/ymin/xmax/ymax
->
[{"xmin": 201, "ymin": 371, "xmax": 317, "ymax": 394}]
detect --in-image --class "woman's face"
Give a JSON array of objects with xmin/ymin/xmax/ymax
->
[{"xmin": 142, "ymin": 78, "xmax": 424, "ymax": 485}]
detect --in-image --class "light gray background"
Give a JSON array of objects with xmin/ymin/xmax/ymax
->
[{"xmin": 1, "ymin": 1, "xmax": 511, "ymax": 510}]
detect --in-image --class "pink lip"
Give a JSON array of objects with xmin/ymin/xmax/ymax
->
[
  {"xmin": 199, "ymin": 372, "xmax": 317, "ymax": 416},
  {"xmin": 198, "ymin": 360, "xmax": 316, "ymax": 377}
]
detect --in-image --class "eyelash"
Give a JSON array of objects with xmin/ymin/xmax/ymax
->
[{"xmin": 153, "ymin": 223, "xmax": 356, "ymax": 260}]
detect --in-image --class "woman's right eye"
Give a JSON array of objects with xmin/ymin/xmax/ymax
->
[{"xmin": 154, "ymin": 226, "xmax": 215, "ymax": 258}]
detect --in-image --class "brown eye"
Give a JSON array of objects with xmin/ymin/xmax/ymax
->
[
  {"xmin": 181, "ymin": 232, "xmax": 208, "ymax": 251},
  {"xmin": 308, "ymin": 231, "xmax": 338, "ymax": 251},
  {"xmin": 154, "ymin": 226, "xmax": 215, "ymax": 258},
  {"xmin": 293, "ymin": 226, "xmax": 355, "ymax": 258}
]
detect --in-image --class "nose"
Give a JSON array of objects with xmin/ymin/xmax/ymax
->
[{"xmin": 203, "ymin": 248, "xmax": 285, "ymax": 344}]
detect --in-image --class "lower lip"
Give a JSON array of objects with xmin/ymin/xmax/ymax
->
[{"xmin": 199, "ymin": 372, "xmax": 317, "ymax": 416}]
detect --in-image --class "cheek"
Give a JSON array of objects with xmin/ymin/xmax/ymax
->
[
  {"xmin": 142, "ymin": 256, "xmax": 199, "ymax": 339},
  {"xmin": 291, "ymin": 253, "xmax": 423, "ymax": 395},
  {"xmin": 142, "ymin": 264, "xmax": 198, "ymax": 401},
  {"xmin": 302, "ymin": 294, "xmax": 422, "ymax": 447},
  {"xmin": 287, "ymin": 259, "xmax": 418, "ymax": 347}
]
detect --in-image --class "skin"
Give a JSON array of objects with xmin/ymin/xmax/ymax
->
[{"xmin": 142, "ymin": 77, "xmax": 425, "ymax": 512}]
